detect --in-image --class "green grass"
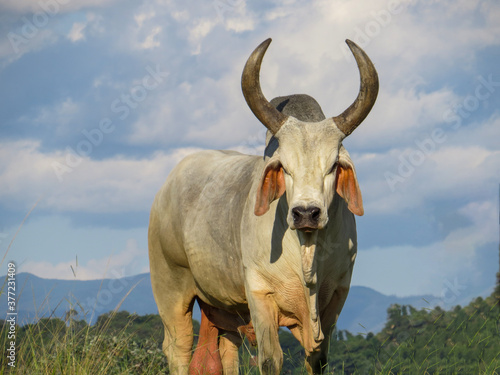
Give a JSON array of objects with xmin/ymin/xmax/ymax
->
[
  {"xmin": 0, "ymin": 294, "xmax": 498, "ymax": 374},
  {"xmin": 0, "ymin": 310, "xmax": 167, "ymax": 374}
]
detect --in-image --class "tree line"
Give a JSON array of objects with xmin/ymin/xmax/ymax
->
[{"xmin": 1, "ymin": 287, "xmax": 498, "ymax": 374}]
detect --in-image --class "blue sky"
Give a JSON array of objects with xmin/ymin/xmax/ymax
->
[{"xmin": 0, "ymin": 0, "xmax": 499, "ymax": 307}]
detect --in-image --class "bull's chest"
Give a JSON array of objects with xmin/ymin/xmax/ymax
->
[{"xmin": 245, "ymin": 233, "xmax": 355, "ymax": 351}]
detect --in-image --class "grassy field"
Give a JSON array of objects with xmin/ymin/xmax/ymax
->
[{"xmin": 0, "ymin": 289, "xmax": 498, "ymax": 374}]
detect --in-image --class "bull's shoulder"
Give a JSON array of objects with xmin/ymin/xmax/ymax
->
[
  {"xmin": 154, "ymin": 149, "xmax": 263, "ymax": 214},
  {"xmin": 151, "ymin": 149, "xmax": 263, "ymax": 270}
]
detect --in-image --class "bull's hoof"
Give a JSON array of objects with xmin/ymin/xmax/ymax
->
[{"xmin": 261, "ymin": 358, "xmax": 278, "ymax": 374}]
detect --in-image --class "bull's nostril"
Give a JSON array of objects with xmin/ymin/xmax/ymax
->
[
  {"xmin": 292, "ymin": 207, "xmax": 303, "ymax": 222},
  {"xmin": 311, "ymin": 208, "xmax": 320, "ymax": 222}
]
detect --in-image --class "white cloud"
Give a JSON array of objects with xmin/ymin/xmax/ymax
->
[
  {"xmin": 127, "ymin": 65, "xmax": 259, "ymax": 148},
  {"xmin": 225, "ymin": 17, "xmax": 255, "ymax": 33},
  {"xmin": 20, "ymin": 239, "xmax": 148, "ymax": 280},
  {"xmin": 218, "ymin": 1, "xmax": 255, "ymax": 33},
  {"xmin": 0, "ymin": 140, "xmax": 202, "ymax": 214},
  {"xmin": 133, "ymin": 11, "xmax": 162, "ymax": 49},
  {"xmin": 67, "ymin": 22, "xmax": 86, "ymax": 42},
  {"xmin": 134, "ymin": 11, "xmax": 154, "ymax": 28},
  {"xmin": 345, "ymin": 87, "xmax": 460, "ymax": 152},
  {"xmin": 0, "ymin": 140, "xmax": 58, "ymax": 199},
  {"xmin": 171, "ymin": 10, "xmax": 190, "ymax": 23},
  {"xmin": 264, "ymin": 7, "xmax": 294, "ymax": 21},
  {"xmin": 140, "ymin": 25, "xmax": 162, "ymax": 49},
  {"xmin": 187, "ymin": 18, "xmax": 217, "ymax": 55},
  {"xmin": 119, "ymin": 0, "xmax": 497, "ymax": 152},
  {"xmin": 0, "ymin": 0, "xmax": 119, "ymax": 14},
  {"xmin": 356, "ymin": 144, "xmax": 500, "ymax": 215},
  {"xmin": 351, "ymin": 95, "xmax": 500, "ymax": 215}
]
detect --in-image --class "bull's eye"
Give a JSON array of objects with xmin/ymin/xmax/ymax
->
[{"xmin": 327, "ymin": 162, "xmax": 338, "ymax": 175}]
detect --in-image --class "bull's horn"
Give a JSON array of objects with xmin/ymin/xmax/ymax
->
[
  {"xmin": 242, "ymin": 38, "xmax": 288, "ymax": 135},
  {"xmin": 333, "ymin": 40, "xmax": 379, "ymax": 136}
]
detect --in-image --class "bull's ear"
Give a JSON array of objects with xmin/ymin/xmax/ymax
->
[
  {"xmin": 336, "ymin": 149, "xmax": 364, "ymax": 216},
  {"xmin": 255, "ymin": 159, "xmax": 286, "ymax": 216}
]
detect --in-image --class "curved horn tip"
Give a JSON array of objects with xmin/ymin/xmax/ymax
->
[
  {"xmin": 254, "ymin": 38, "xmax": 272, "ymax": 52},
  {"xmin": 345, "ymin": 39, "xmax": 372, "ymax": 60},
  {"xmin": 345, "ymin": 39, "xmax": 357, "ymax": 49},
  {"xmin": 333, "ymin": 39, "xmax": 379, "ymax": 136},
  {"xmin": 241, "ymin": 37, "xmax": 288, "ymax": 135}
]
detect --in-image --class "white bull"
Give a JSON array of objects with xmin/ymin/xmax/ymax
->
[{"xmin": 148, "ymin": 38, "xmax": 378, "ymax": 374}]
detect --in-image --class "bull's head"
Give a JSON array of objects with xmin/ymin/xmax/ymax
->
[{"xmin": 242, "ymin": 38, "xmax": 378, "ymax": 232}]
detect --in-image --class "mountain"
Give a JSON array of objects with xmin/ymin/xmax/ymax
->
[
  {"xmin": 1, "ymin": 272, "xmax": 154, "ymax": 325},
  {"xmin": 1, "ymin": 272, "xmax": 435, "ymax": 333},
  {"xmin": 336, "ymin": 286, "xmax": 435, "ymax": 333}
]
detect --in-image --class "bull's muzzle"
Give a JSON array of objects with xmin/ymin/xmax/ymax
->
[{"xmin": 291, "ymin": 205, "xmax": 323, "ymax": 232}]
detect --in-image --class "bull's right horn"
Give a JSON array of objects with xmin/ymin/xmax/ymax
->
[
  {"xmin": 333, "ymin": 40, "xmax": 379, "ymax": 137},
  {"xmin": 241, "ymin": 38, "xmax": 288, "ymax": 135}
]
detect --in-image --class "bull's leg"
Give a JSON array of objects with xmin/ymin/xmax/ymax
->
[
  {"xmin": 219, "ymin": 330, "xmax": 242, "ymax": 375},
  {"xmin": 157, "ymin": 272, "xmax": 197, "ymax": 374},
  {"xmin": 305, "ymin": 335, "xmax": 330, "ymax": 374},
  {"xmin": 157, "ymin": 291, "xmax": 196, "ymax": 373},
  {"xmin": 150, "ymin": 234, "xmax": 197, "ymax": 374},
  {"xmin": 189, "ymin": 303, "xmax": 223, "ymax": 375},
  {"xmin": 305, "ymin": 286, "xmax": 349, "ymax": 374},
  {"xmin": 247, "ymin": 291, "xmax": 282, "ymax": 375}
]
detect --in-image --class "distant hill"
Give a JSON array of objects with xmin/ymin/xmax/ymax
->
[
  {"xmin": 1, "ymin": 272, "xmax": 435, "ymax": 333},
  {"xmin": 1, "ymin": 272, "xmax": 154, "ymax": 325},
  {"xmin": 337, "ymin": 285, "xmax": 435, "ymax": 333}
]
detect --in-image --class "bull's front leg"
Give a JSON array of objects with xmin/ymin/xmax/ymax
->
[
  {"xmin": 246, "ymin": 290, "xmax": 282, "ymax": 375},
  {"xmin": 305, "ymin": 286, "xmax": 350, "ymax": 374}
]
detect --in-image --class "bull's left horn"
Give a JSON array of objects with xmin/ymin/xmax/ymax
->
[
  {"xmin": 333, "ymin": 40, "xmax": 379, "ymax": 136},
  {"xmin": 242, "ymin": 38, "xmax": 288, "ymax": 135}
]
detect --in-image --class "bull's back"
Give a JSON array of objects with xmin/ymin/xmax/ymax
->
[{"xmin": 152, "ymin": 150, "xmax": 262, "ymax": 309}]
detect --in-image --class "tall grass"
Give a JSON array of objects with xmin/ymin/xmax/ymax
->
[
  {"xmin": 1, "ymin": 294, "xmax": 498, "ymax": 374},
  {"xmin": 0, "ymin": 309, "xmax": 169, "ymax": 374},
  {"xmin": 0, "ymin": 306, "xmax": 264, "ymax": 374}
]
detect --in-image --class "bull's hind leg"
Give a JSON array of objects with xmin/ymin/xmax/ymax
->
[
  {"xmin": 149, "ymin": 233, "xmax": 197, "ymax": 374},
  {"xmin": 219, "ymin": 331, "xmax": 243, "ymax": 375},
  {"xmin": 154, "ymin": 267, "xmax": 196, "ymax": 374}
]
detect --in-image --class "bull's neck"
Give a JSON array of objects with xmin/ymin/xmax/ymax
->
[
  {"xmin": 297, "ymin": 230, "xmax": 324, "ymax": 344},
  {"xmin": 298, "ymin": 231, "xmax": 318, "ymax": 287}
]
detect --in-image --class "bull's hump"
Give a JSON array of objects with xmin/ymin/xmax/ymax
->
[{"xmin": 270, "ymin": 94, "xmax": 326, "ymax": 122}]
